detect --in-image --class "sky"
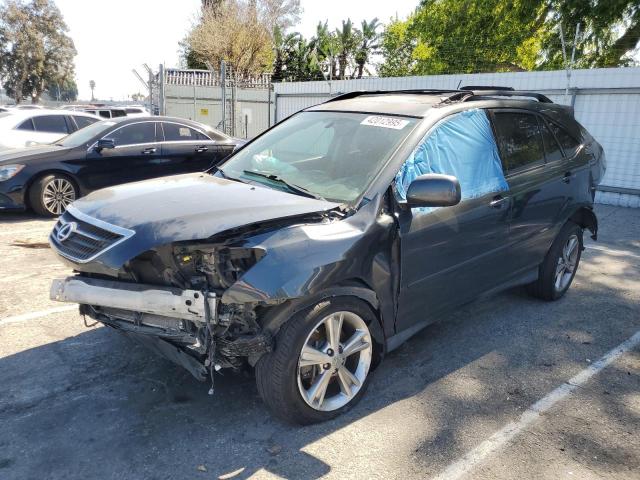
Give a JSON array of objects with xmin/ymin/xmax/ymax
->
[{"xmin": 54, "ymin": 0, "xmax": 419, "ymax": 101}]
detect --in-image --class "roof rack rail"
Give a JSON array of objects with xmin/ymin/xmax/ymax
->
[
  {"xmin": 460, "ymin": 85, "xmax": 514, "ymax": 91},
  {"xmin": 320, "ymin": 88, "xmax": 553, "ymax": 106},
  {"xmin": 463, "ymin": 90, "xmax": 553, "ymax": 103},
  {"xmin": 324, "ymin": 89, "xmax": 462, "ymax": 103}
]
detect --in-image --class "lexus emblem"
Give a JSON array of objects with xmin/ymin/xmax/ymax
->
[{"xmin": 56, "ymin": 222, "xmax": 77, "ymax": 242}]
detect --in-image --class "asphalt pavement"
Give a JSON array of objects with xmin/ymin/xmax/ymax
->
[{"xmin": 0, "ymin": 205, "xmax": 638, "ymax": 480}]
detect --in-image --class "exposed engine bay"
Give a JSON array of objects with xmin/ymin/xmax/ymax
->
[{"xmin": 52, "ymin": 243, "xmax": 281, "ymax": 385}]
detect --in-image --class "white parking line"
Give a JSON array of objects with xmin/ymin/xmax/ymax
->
[
  {"xmin": 434, "ymin": 329, "xmax": 640, "ymax": 480},
  {"xmin": 0, "ymin": 305, "xmax": 78, "ymax": 325},
  {"xmin": 585, "ymin": 244, "xmax": 640, "ymax": 261}
]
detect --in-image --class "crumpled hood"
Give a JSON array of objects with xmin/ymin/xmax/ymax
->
[{"xmin": 66, "ymin": 173, "xmax": 341, "ymax": 272}]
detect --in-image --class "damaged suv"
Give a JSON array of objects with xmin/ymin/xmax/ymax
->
[{"xmin": 49, "ymin": 89, "xmax": 605, "ymax": 424}]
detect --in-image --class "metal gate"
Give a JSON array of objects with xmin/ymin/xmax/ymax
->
[{"xmin": 159, "ymin": 64, "xmax": 274, "ymax": 139}]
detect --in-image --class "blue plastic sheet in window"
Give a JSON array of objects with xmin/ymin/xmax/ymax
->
[{"xmin": 395, "ymin": 109, "xmax": 508, "ymax": 211}]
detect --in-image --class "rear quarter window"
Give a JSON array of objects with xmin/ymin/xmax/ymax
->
[
  {"xmin": 16, "ymin": 118, "xmax": 35, "ymax": 131},
  {"xmin": 549, "ymin": 122, "xmax": 581, "ymax": 158}
]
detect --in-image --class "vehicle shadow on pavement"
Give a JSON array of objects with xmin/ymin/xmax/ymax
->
[{"xmin": 0, "ymin": 248, "xmax": 638, "ymax": 479}]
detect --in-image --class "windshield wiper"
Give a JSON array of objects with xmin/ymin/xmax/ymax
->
[{"xmin": 242, "ymin": 170, "xmax": 325, "ymax": 200}]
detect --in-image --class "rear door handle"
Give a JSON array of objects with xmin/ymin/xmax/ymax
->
[
  {"xmin": 195, "ymin": 145, "xmax": 209, "ymax": 153},
  {"xmin": 563, "ymin": 171, "xmax": 572, "ymax": 183},
  {"xmin": 142, "ymin": 147, "xmax": 157, "ymax": 154},
  {"xmin": 489, "ymin": 195, "xmax": 507, "ymax": 209}
]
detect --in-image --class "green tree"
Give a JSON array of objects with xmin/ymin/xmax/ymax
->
[
  {"xmin": 0, "ymin": 0, "xmax": 76, "ymax": 103},
  {"xmin": 378, "ymin": 18, "xmax": 417, "ymax": 77},
  {"xmin": 379, "ymin": 0, "xmax": 640, "ymax": 77},
  {"xmin": 335, "ymin": 19, "xmax": 361, "ymax": 79},
  {"xmin": 542, "ymin": 0, "xmax": 640, "ymax": 68},
  {"xmin": 309, "ymin": 21, "xmax": 339, "ymax": 80},
  {"xmin": 46, "ymin": 77, "xmax": 77, "ymax": 102},
  {"xmin": 354, "ymin": 18, "xmax": 381, "ymax": 78}
]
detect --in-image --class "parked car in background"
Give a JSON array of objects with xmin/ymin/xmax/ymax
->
[
  {"xmin": 11, "ymin": 104, "xmax": 45, "ymax": 110},
  {"xmin": 47, "ymin": 88, "xmax": 605, "ymax": 424},
  {"xmin": 0, "ymin": 110, "xmax": 101, "ymax": 151},
  {"xmin": 0, "ymin": 116, "xmax": 239, "ymax": 215},
  {"xmin": 119, "ymin": 106, "xmax": 150, "ymax": 118},
  {"xmin": 82, "ymin": 107, "xmax": 127, "ymax": 119}
]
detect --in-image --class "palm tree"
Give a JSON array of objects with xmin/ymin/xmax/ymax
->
[
  {"xmin": 273, "ymin": 26, "xmax": 301, "ymax": 81},
  {"xmin": 89, "ymin": 80, "xmax": 96, "ymax": 101},
  {"xmin": 309, "ymin": 21, "xmax": 338, "ymax": 80},
  {"xmin": 335, "ymin": 19, "xmax": 360, "ymax": 79},
  {"xmin": 355, "ymin": 18, "xmax": 381, "ymax": 79}
]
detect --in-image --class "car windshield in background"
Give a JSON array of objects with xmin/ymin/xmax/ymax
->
[
  {"xmin": 55, "ymin": 121, "xmax": 116, "ymax": 148},
  {"xmin": 219, "ymin": 111, "xmax": 418, "ymax": 203}
]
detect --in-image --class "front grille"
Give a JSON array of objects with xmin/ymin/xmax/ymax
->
[{"xmin": 50, "ymin": 207, "xmax": 134, "ymax": 263}]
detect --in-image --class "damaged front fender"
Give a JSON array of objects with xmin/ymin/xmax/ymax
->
[{"xmin": 222, "ymin": 195, "xmax": 398, "ymax": 338}]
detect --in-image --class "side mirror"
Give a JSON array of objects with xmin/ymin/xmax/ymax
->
[
  {"xmin": 96, "ymin": 138, "xmax": 115, "ymax": 151},
  {"xmin": 406, "ymin": 173, "xmax": 461, "ymax": 208}
]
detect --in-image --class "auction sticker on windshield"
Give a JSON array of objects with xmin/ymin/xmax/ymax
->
[{"xmin": 361, "ymin": 116, "xmax": 410, "ymax": 130}]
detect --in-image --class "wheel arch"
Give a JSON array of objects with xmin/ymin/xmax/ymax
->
[
  {"xmin": 257, "ymin": 282, "xmax": 386, "ymax": 366},
  {"xmin": 23, "ymin": 169, "xmax": 82, "ymax": 209},
  {"xmin": 568, "ymin": 206, "xmax": 598, "ymax": 240}
]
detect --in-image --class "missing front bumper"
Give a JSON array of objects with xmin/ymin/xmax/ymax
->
[{"xmin": 50, "ymin": 276, "xmax": 215, "ymax": 322}]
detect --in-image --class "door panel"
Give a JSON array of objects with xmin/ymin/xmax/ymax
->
[
  {"xmin": 394, "ymin": 109, "xmax": 512, "ymax": 333},
  {"xmin": 491, "ymin": 110, "xmax": 560, "ymax": 272},
  {"xmin": 159, "ymin": 122, "xmax": 225, "ymax": 174},
  {"xmin": 160, "ymin": 141, "xmax": 220, "ymax": 174},
  {"xmin": 80, "ymin": 122, "xmax": 161, "ymax": 190},
  {"xmin": 396, "ymin": 194, "xmax": 511, "ymax": 331}
]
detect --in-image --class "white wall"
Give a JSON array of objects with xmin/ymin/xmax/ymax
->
[{"xmin": 274, "ymin": 67, "xmax": 640, "ymax": 207}]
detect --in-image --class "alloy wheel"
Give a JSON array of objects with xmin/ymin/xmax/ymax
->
[
  {"xmin": 554, "ymin": 233, "xmax": 580, "ymax": 291},
  {"xmin": 297, "ymin": 311, "xmax": 372, "ymax": 411},
  {"xmin": 42, "ymin": 178, "xmax": 76, "ymax": 215}
]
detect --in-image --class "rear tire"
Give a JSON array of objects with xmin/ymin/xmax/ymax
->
[
  {"xmin": 255, "ymin": 297, "xmax": 378, "ymax": 425},
  {"xmin": 29, "ymin": 174, "xmax": 78, "ymax": 217},
  {"xmin": 527, "ymin": 221, "xmax": 583, "ymax": 301}
]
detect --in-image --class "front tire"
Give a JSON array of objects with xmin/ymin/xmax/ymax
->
[
  {"xmin": 527, "ymin": 221, "xmax": 583, "ymax": 301},
  {"xmin": 29, "ymin": 174, "xmax": 78, "ymax": 216},
  {"xmin": 255, "ymin": 297, "xmax": 377, "ymax": 424}
]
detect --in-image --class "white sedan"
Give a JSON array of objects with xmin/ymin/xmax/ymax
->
[{"xmin": 0, "ymin": 109, "xmax": 101, "ymax": 151}]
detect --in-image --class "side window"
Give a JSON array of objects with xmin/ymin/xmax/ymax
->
[
  {"xmin": 98, "ymin": 110, "xmax": 111, "ymax": 119},
  {"xmin": 492, "ymin": 112, "xmax": 544, "ymax": 172},
  {"xmin": 162, "ymin": 123, "xmax": 210, "ymax": 141},
  {"xmin": 16, "ymin": 119, "xmax": 34, "ymax": 131},
  {"xmin": 73, "ymin": 116, "xmax": 99, "ymax": 129},
  {"xmin": 108, "ymin": 123, "xmax": 156, "ymax": 146},
  {"xmin": 395, "ymin": 109, "xmax": 508, "ymax": 204},
  {"xmin": 32, "ymin": 115, "xmax": 69, "ymax": 134},
  {"xmin": 539, "ymin": 118, "xmax": 564, "ymax": 162},
  {"xmin": 548, "ymin": 122, "xmax": 581, "ymax": 158},
  {"xmin": 206, "ymin": 129, "xmax": 229, "ymax": 142}
]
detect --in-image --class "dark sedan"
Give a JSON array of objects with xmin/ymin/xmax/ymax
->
[{"xmin": 0, "ymin": 116, "xmax": 240, "ymax": 216}]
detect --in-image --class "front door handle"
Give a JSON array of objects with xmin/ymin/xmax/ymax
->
[
  {"xmin": 563, "ymin": 171, "xmax": 572, "ymax": 183},
  {"xmin": 489, "ymin": 195, "xmax": 507, "ymax": 209},
  {"xmin": 141, "ymin": 147, "xmax": 157, "ymax": 155},
  {"xmin": 195, "ymin": 145, "xmax": 209, "ymax": 153}
]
